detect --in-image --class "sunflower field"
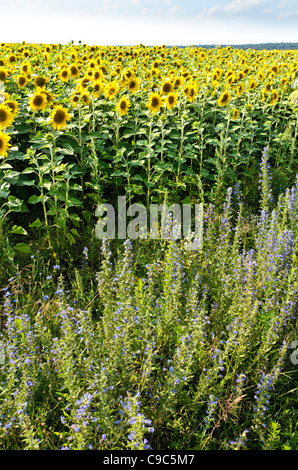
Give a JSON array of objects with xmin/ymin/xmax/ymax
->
[{"xmin": 0, "ymin": 42, "xmax": 297, "ymax": 450}]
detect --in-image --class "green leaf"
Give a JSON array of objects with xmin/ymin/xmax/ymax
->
[
  {"xmin": 132, "ymin": 174, "xmax": 144, "ymax": 182},
  {"xmin": 70, "ymin": 228, "xmax": 80, "ymax": 237},
  {"xmin": 28, "ymin": 195, "xmax": 42, "ymax": 204},
  {"xmin": 7, "ymin": 196, "xmax": 23, "ymax": 211},
  {"xmin": 0, "ymin": 181, "xmax": 10, "ymax": 198},
  {"xmin": 4, "ymin": 171, "xmax": 20, "ymax": 184},
  {"xmin": 66, "ymin": 232, "xmax": 76, "ymax": 246},
  {"xmin": 29, "ymin": 218, "xmax": 43, "ymax": 228},
  {"xmin": 69, "ymin": 214, "xmax": 81, "ymax": 227},
  {"xmin": 13, "ymin": 243, "xmax": 31, "ymax": 254},
  {"xmin": 9, "ymin": 225, "xmax": 28, "ymax": 235},
  {"xmin": 58, "ymin": 143, "xmax": 74, "ymax": 155},
  {"xmin": 82, "ymin": 210, "xmax": 92, "ymax": 224},
  {"xmin": 65, "ymin": 197, "xmax": 83, "ymax": 207}
]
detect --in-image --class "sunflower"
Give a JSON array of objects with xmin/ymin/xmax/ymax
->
[
  {"xmin": 116, "ymin": 96, "xmax": 130, "ymax": 116},
  {"xmin": 269, "ymin": 65, "xmax": 279, "ymax": 75},
  {"xmin": 217, "ymin": 90, "xmax": 231, "ymax": 107},
  {"xmin": 270, "ymin": 90, "xmax": 279, "ymax": 105},
  {"xmin": 184, "ymin": 82, "xmax": 197, "ymax": 102},
  {"xmin": 34, "ymin": 76, "xmax": 47, "ymax": 88},
  {"xmin": 0, "ymin": 104, "xmax": 14, "ymax": 129},
  {"xmin": 104, "ymin": 80, "xmax": 120, "ymax": 100},
  {"xmin": 231, "ymin": 108, "xmax": 240, "ymax": 120},
  {"xmin": 93, "ymin": 69, "xmax": 104, "ymax": 81},
  {"xmin": 50, "ymin": 105, "xmax": 71, "ymax": 130},
  {"xmin": 183, "ymin": 85, "xmax": 190, "ymax": 98},
  {"xmin": 80, "ymin": 90, "xmax": 91, "ymax": 106},
  {"xmin": 71, "ymin": 92, "xmax": 81, "ymax": 107},
  {"xmin": 0, "ymin": 132, "xmax": 11, "ymax": 158},
  {"xmin": 59, "ymin": 68, "xmax": 70, "ymax": 82},
  {"xmin": 173, "ymin": 76, "xmax": 184, "ymax": 88},
  {"xmin": 264, "ymin": 82, "xmax": 272, "ymax": 92},
  {"xmin": 20, "ymin": 61, "xmax": 31, "ymax": 75},
  {"xmin": 165, "ymin": 92, "xmax": 178, "ymax": 110},
  {"xmin": 147, "ymin": 92, "xmax": 164, "ymax": 113},
  {"xmin": 5, "ymin": 100, "xmax": 19, "ymax": 116},
  {"xmin": 249, "ymin": 79, "xmax": 257, "ymax": 90},
  {"xmin": 8, "ymin": 54, "xmax": 16, "ymax": 65},
  {"xmin": 29, "ymin": 90, "xmax": 48, "ymax": 111},
  {"xmin": 280, "ymin": 77, "xmax": 288, "ymax": 87},
  {"xmin": 80, "ymin": 77, "xmax": 91, "ymax": 89},
  {"xmin": 16, "ymin": 75, "xmax": 27, "ymax": 89},
  {"xmin": 92, "ymin": 80, "xmax": 103, "ymax": 97},
  {"xmin": 42, "ymin": 90, "xmax": 55, "ymax": 107},
  {"xmin": 236, "ymin": 82, "xmax": 244, "ymax": 97},
  {"xmin": 0, "ymin": 68, "xmax": 8, "ymax": 82},
  {"xmin": 70, "ymin": 64, "xmax": 80, "ymax": 79},
  {"xmin": 226, "ymin": 73, "xmax": 236, "ymax": 87},
  {"xmin": 160, "ymin": 79, "xmax": 173, "ymax": 95},
  {"xmin": 127, "ymin": 77, "xmax": 139, "ymax": 93},
  {"xmin": 237, "ymin": 71, "xmax": 245, "ymax": 81}
]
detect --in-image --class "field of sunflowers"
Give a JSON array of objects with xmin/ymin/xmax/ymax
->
[{"xmin": 0, "ymin": 42, "xmax": 297, "ymax": 450}]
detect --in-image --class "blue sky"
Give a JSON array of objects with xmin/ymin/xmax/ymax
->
[{"xmin": 1, "ymin": 0, "xmax": 298, "ymax": 45}]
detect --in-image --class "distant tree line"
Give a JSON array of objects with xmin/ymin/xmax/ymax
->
[{"xmin": 174, "ymin": 43, "xmax": 298, "ymax": 50}]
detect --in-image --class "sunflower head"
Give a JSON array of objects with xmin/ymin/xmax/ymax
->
[
  {"xmin": 217, "ymin": 90, "xmax": 231, "ymax": 107},
  {"xmin": 60, "ymin": 68, "xmax": 70, "ymax": 82},
  {"xmin": 173, "ymin": 76, "xmax": 184, "ymax": 88},
  {"xmin": 165, "ymin": 92, "xmax": 178, "ymax": 110},
  {"xmin": 127, "ymin": 77, "xmax": 139, "ymax": 93},
  {"xmin": 17, "ymin": 75, "xmax": 28, "ymax": 89},
  {"xmin": 80, "ymin": 90, "xmax": 91, "ymax": 106},
  {"xmin": 231, "ymin": 108, "xmax": 240, "ymax": 120},
  {"xmin": 0, "ymin": 131, "xmax": 11, "ymax": 158},
  {"xmin": 34, "ymin": 76, "xmax": 47, "ymax": 88},
  {"xmin": 5, "ymin": 100, "xmax": 19, "ymax": 116},
  {"xmin": 20, "ymin": 62, "xmax": 31, "ymax": 75},
  {"xmin": 116, "ymin": 96, "xmax": 130, "ymax": 116},
  {"xmin": 70, "ymin": 64, "xmax": 80, "ymax": 79},
  {"xmin": 186, "ymin": 83, "xmax": 198, "ymax": 102},
  {"xmin": 236, "ymin": 83, "xmax": 244, "ymax": 96},
  {"xmin": 0, "ymin": 68, "xmax": 8, "ymax": 82},
  {"xmin": 50, "ymin": 105, "xmax": 71, "ymax": 130},
  {"xmin": 249, "ymin": 79, "xmax": 257, "ymax": 90},
  {"xmin": 92, "ymin": 80, "xmax": 103, "ymax": 97},
  {"xmin": 148, "ymin": 92, "xmax": 164, "ymax": 113},
  {"xmin": 270, "ymin": 90, "xmax": 279, "ymax": 105},
  {"xmin": 71, "ymin": 92, "xmax": 80, "ymax": 107},
  {"xmin": 160, "ymin": 79, "xmax": 173, "ymax": 95},
  {"xmin": 0, "ymin": 104, "xmax": 15, "ymax": 129},
  {"xmin": 104, "ymin": 81, "xmax": 120, "ymax": 100},
  {"xmin": 29, "ymin": 89, "xmax": 48, "ymax": 111}
]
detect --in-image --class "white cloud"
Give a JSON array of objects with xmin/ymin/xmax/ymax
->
[
  {"xmin": 130, "ymin": 0, "xmax": 172, "ymax": 3},
  {"xmin": 276, "ymin": 9, "xmax": 298, "ymax": 18},
  {"xmin": 140, "ymin": 7, "xmax": 161, "ymax": 15},
  {"xmin": 224, "ymin": 0, "xmax": 267, "ymax": 13},
  {"xmin": 95, "ymin": 1, "xmax": 121, "ymax": 12},
  {"xmin": 205, "ymin": 0, "xmax": 267, "ymax": 17},
  {"xmin": 167, "ymin": 5, "xmax": 186, "ymax": 15}
]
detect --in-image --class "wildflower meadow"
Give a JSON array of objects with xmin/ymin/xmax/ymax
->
[{"xmin": 0, "ymin": 42, "xmax": 297, "ymax": 450}]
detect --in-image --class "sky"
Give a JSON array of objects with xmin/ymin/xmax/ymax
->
[{"xmin": 1, "ymin": 0, "xmax": 298, "ymax": 46}]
